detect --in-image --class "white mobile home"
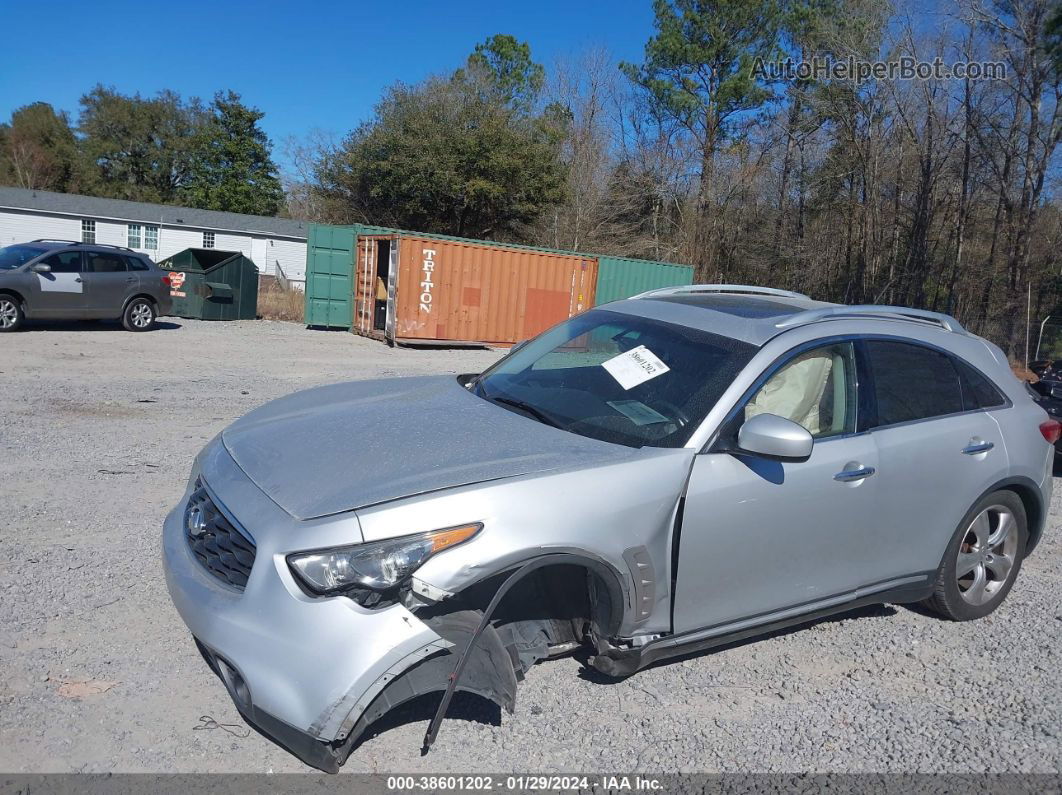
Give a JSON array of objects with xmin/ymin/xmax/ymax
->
[{"xmin": 0, "ymin": 187, "xmax": 309, "ymax": 288}]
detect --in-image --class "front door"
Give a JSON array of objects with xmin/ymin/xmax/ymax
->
[
  {"xmin": 82, "ymin": 250, "xmax": 135, "ymax": 317},
  {"xmin": 673, "ymin": 341, "xmax": 883, "ymax": 635},
  {"xmin": 27, "ymin": 250, "xmax": 85, "ymax": 318}
]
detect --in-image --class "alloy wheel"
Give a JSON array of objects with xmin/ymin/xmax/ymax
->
[
  {"xmin": 131, "ymin": 302, "xmax": 153, "ymax": 328},
  {"xmin": 956, "ymin": 504, "xmax": 1017, "ymax": 605},
  {"xmin": 0, "ymin": 298, "xmax": 18, "ymax": 329}
]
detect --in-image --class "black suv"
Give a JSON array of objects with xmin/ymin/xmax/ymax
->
[{"xmin": 0, "ymin": 240, "xmax": 173, "ymax": 332}]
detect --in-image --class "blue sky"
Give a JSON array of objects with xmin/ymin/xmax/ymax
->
[{"xmin": 1, "ymin": 0, "xmax": 655, "ymax": 169}]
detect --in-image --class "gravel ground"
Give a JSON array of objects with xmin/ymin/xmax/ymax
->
[{"xmin": 1, "ymin": 318, "xmax": 1060, "ymax": 775}]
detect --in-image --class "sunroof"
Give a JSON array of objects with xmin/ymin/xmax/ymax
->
[{"xmin": 653, "ymin": 294, "xmax": 806, "ymax": 318}]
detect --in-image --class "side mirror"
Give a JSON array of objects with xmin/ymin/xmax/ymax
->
[
  {"xmin": 1051, "ymin": 386, "xmax": 1062, "ymax": 401},
  {"xmin": 737, "ymin": 413, "xmax": 814, "ymax": 461},
  {"xmin": 31, "ymin": 263, "xmax": 52, "ymax": 273}
]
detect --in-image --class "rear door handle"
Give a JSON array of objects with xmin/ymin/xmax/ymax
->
[
  {"xmin": 834, "ymin": 466, "xmax": 876, "ymax": 482},
  {"xmin": 74, "ymin": 277, "xmax": 82, "ymax": 283},
  {"xmin": 962, "ymin": 441, "xmax": 994, "ymax": 455}
]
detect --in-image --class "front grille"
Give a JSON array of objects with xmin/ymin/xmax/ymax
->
[{"xmin": 185, "ymin": 480, "xmax": 256, "ymax": 589}]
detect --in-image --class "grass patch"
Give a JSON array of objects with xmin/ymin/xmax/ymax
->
[{"xmin": 257, "ymin": 283, "xmax": 304, "ymax": 323}]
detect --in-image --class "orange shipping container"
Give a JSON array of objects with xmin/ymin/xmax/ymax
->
[{"xmin": 352, "ymin": 234, "xmax": 597, "ymax": 346}]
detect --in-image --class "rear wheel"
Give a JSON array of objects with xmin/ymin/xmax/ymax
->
[
  {"xmin": 0, "ymin": 295, "xmax": 23, "ymax": 332},
  {"xmin": 122, "ymin": 298, "xmax": 156, "ymax": 332},
  {"xmin": 923, "ymin": 490, "xmax": 1026, "ymax": 621}
]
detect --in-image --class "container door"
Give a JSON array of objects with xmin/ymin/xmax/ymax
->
[
  {"xmin": 305, "ymin": 225, "xmax": 356, "ymax": 329},
  {"xmin": 384, "ymin": 239, "xmax": 399, "ymax": 344},
  {"xmin": 353, "ymin": 235, "xmax": 399, "ymax": 337}
]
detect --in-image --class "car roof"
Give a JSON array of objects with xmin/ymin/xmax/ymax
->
[
  {"xmin": 603, "ymin": 285, "xmax": 967, "ymax": 347},
  {"xmin": 12, "ymin": 240, "xmax": 152, "ymax": 259}
]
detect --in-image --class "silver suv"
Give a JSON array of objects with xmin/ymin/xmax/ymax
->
[
  {"xmin": 163, "ymin": 285, "xmax": 1056, "ymax": 772},
  {"xmin": 0, "ymin": 240, "xmax": 173, "ymax": 331}
]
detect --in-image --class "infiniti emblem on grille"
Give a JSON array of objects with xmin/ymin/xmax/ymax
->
[{"xmin": 186, "ymin": 505, "xmax": 208, "ymax": 537}]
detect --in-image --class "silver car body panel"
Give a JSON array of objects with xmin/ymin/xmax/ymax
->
[
  {"xmin": 162, "ymin": 440, "xmax": 451, "ymax": 741},
  {"xmin": 221, "ymin": 375, "xmax": 642, "ymax": 520},
  {"xmin": 163, "ymin": 291, "xmax": 1054, "ymax": 765}
]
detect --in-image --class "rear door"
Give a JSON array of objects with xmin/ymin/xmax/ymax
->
[
  {"xmin": 27, "ymin": 250, "xmax": 85, "ymax": 318},
  {"xmin": 82, "ymin": 250, "xmax": 135, "ymax": 317},
  {"xmin": 862, "ymin": 339, "xmax": 1009, "ymax": 582}
]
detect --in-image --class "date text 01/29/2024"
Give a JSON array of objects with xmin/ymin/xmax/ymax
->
[{"xmin": 384, "ymin": 775, "xmax": 664, "ymax": 791}]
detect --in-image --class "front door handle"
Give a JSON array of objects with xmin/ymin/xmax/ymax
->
[
  {"xmin": 74, "ymin": 277, "xmax": 82, "ymax": 283},
  {"xmin": 834, "ymin": 466, "xmax": 876, "ymax": 482},
  {"xmin": 962, "ymin": 441, "xmax": 995, "ymax": 455}
]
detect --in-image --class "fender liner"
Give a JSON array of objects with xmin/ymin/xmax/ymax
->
[
  {"xmin": 422, "ymin": 554, "xmax": 573, "ymax": 751},
  {"xmin": 331, "ymin": 609, "xmax": 517, "ymax": 767},
  {"xmin": 423, "ymin": 548, "xmax": 631, "ymax": 636}
]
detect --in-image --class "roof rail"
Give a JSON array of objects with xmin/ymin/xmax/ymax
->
[
  {"xmin": 31, "ymin": 239, "xmax": 134, "ymax": 253},
  {"xmin": 775, "ymin": 305, "xmax": 965, "ymax": 334},
  {"xmin": 632, "ymin": 284, "xmax": 811, "ymax": 300},
  {"xmin": 80, "ymin": 242, "xmax": 134, "ymax": 253}
]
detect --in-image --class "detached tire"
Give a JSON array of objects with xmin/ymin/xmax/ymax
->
[
  {"xmin": 0, "ymin": 295, "xmax": 24, "ymax": 332},
  {"xmin": 923, "ymin": 490, "xmax": 1027, "ymax": 621},
  {"xmin": 122, "ymin": 297, "xmax": 157, "ymax": 332}
]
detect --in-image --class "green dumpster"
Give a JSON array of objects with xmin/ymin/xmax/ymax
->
[{"xmin": 158, "ymin": 248, "xmax": 259, "ymax": 320}]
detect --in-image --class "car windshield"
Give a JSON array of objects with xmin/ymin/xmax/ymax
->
[
  {"xmin": 0, "ymin": 244, "xmax": 48, "ymax": 270},
  {"xmin": 472, "ymin": 309, "xmax": 757, "ymax": 448}
]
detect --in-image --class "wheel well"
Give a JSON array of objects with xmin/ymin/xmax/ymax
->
[
  {"xmin": 125, "ymin": 293, "xmax": 157, "ymax": 308},
  {"xmin": 1001, "ymin": 483, "xmax": 1045, "ymax": 554},
  {"xmin": 422, "ymin": 562, "xmax": 622, "ymax": 675},
  {"xmin": 0, "ymin": 288, "xmax": 25, "ymax": 307}
]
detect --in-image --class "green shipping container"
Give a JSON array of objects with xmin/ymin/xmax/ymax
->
[
  {"xmin": 304, "ymin": 222, "xmax": 698, "ymax": 330},
  {"xmin": 593, "ymin": 256, "xmax": 694, "ymax": 305},
  {"xmin": 157, "ymin": 248, "xmax": 259, "ymax": 320},
  {"xmin": 304, "ymin": 223, "xmax": 394, "ymax": 329}
]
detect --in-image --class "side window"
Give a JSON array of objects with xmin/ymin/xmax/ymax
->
[
  {"xmin": 745, "ymin": 342, "xmax": 857, "ymax": 438},
  {"xmin": 865, "ymin": 340, "xmax": 963, "ymax": 426},
  {"xmin": 955, "ymin": 358, "xmax": 1007, "ymax": 410},
  {"xmin": 124, "ymin": 255, "xmax": 149, "ymax": 271},
  {"xmin": 85, "ymin": 252, "xmax": 127, "ymax": 273},
  {"xmin": 38, "ymin": 251, "xmax": 82, "ymax": 273}
]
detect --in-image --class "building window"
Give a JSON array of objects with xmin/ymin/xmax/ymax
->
[
  {"xmin": 203, "ymin": 231, "xmax": 215, "ymax": 249},
  {"xmin": 144, "ymin": 225, "xmax": 159, "ymax": 250},
  {"xmin": 127, "ymin": 224, "xmax": 142, "ymax": 248},
  {"xmin": 81, "ymin": 219, "xmax": 96, "ymax": 244}
]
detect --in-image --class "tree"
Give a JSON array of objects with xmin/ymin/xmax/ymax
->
[
  {"xmin": 461, "ymin": 33, "xmax": 546, "ymax": 112},
  {"xmin": 181, "ymin": 91, "xmax": 284, "ymax": 216},
  {"xmin": 315, "ymin": 37, "xmax": 566, "ymax": 238},
  {"xmin": 621, "ymin": 0, "xmax": 784, "ymax": 277},
  {"xmin": 78, "ymin": 86, "xmax": 204, "ymax": 203},
  {"xmin": 0, "ymin": 103, "xmax": 79, "ymax": 191}
]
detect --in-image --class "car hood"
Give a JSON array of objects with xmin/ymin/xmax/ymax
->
[{"xmin": 221, "ymin": 375, "xmax": 637, "ymax": 520}]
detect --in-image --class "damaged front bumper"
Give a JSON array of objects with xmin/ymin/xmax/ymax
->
[{"xmin": 161, "ymin": 451, "xmax": 453, "ymax": 772}]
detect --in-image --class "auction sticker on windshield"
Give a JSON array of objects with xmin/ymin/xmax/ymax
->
[{"xmin": 601, "ymin": 345, "xmax": 670, "ymax": 390}]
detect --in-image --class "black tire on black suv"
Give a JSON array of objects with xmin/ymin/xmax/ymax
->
[
  {"xmin": 923, "ymin": 489, "xmax": 1027, "ymax": 621},
  {"xmin": 122, "ymin": 297, "xmax": 157, "ymax": 332},
  {"xmin": 0, "ymin": 294, "xmax": 24, "ymax": 332}
]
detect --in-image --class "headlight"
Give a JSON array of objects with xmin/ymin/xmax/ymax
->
[{"xmin": 287, "ymin": 523, "xmax": 482, "ymax": 596}]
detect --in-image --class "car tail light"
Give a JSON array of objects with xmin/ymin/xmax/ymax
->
[
  {"xmin": 161, "ymin": 273, "xmax": 171, "ymax": 287},
  {"xmin": 1040, "ymin": 419, "xmax": 1061, "ymax": 444}
]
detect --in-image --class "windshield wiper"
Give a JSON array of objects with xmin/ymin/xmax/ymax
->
[{"xmin": 488, "ymin": 396, "xmax": 565, "ymax": 430}]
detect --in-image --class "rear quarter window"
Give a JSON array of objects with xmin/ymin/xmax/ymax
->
[
  {"xmin": 865, "ymin": 340, "xmax": 963, "ymax": 426},
  {"xmin": 125, "ymin": 255, "xmax": 150, "ymax": 271},
  {"xmin": 954, "ymin": 358, "xmax": 1007, "ymax": 409}
]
